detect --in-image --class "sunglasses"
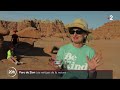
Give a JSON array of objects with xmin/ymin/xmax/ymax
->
[{"xmin": 69, "ymin": 28, "xmax": 85, "ymax": 34}]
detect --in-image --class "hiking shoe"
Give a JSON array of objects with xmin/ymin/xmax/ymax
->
[
  {"xmin": 19, "ymin": 62, "xmax": 24, "ymax": 64},
  {"xmin": 15, "ymin": 62, "xmax": 18, "ymax": 65},
  {"xmin": 17, "ymin": 62, "xmax": 21, "ymax": 65}
]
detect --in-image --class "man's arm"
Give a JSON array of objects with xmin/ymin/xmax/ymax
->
[{"xmin": 86, "ymin": 53, "xmax": 103, "ymax": 79}]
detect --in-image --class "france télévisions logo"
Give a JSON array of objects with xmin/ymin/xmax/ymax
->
[{"xmin": 7, "ymin": 67, "xmax": 17, "ymax": 77}]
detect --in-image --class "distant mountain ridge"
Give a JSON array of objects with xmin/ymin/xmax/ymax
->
[{"xmin": 92, "ymin": 20, "xmax": 120, "ymax": 40}]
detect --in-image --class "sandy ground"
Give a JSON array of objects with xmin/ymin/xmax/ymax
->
[
  {"xmin": 92, "ymin": 39, "xmax": 120, "ymax": 79},
  {"xmin": 0, "ymin": 37, "xmax": 120, "ymax": 79}
]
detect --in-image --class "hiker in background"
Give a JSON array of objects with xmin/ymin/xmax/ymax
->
[
  {"xmin": 11, "ymin": 30, "xmax": 19, "ymax": 48},
  {"xmin": 55, "ymin": 18, "xmax": 103, "ymax": 79},
  {"xmin": 7, "ymin": 46, "xmax": 23, "ymax": 65}
]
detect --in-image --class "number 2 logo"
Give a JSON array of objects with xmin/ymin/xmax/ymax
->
[{"xmin": 109, "ymin": 15, "xmax": 113, "ymax": 20}]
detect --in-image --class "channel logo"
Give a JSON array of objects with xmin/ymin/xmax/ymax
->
[{"xmin": 7, "ymin": 67, "xmax": 17, "ymax": 77}]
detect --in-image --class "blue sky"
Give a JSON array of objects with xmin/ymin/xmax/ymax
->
[{"xmin": 0, "ymin": 11, "xmax": 120, "ymax": 29}]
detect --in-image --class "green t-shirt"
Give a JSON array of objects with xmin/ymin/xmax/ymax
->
[
  {"xmin": 56, "ymin": 43, "xmax": 95, "ymax": 79},
  {"xmin": 7, "ymin": 50, "xmax": 13, "ymax": 59}
]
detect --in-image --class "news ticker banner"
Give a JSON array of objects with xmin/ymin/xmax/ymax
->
[
  {"xmin": 18, "ymin": 70, "xmax": 113, "ymax": 79},
  {"xmin": 7, "ymin": 67, "xmax": 113, "ymax": 79}
]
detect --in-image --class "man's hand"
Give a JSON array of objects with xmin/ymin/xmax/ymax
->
[{"xmin": 86, "ymin": 53, "xmax": 103, "ymax": 70}]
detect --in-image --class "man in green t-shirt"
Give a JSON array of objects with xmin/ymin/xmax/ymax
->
[
  {"xmin": 55, "ymin": 18, "xmax": 102, "ymax": 79},
  {"xmin": 7, "ymin": 46, "xmax": 23, "ymax": 65}
]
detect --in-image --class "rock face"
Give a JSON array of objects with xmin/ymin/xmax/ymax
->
[
  {"xmin": 92, "ymin": 20, "xmax": 120, "ymax": 40},
  {"xmin": 0, "ymin": 27, "xmax": 10, "ymax": 48},
  {"xmin": 0, "ymin": 19, "xmax": 120, "ymax": 42},
  {"xmin": 0, "ymin": 27, "xmax": 10, "ymax": 36},
  {"xmin": 0, "ymin": 19, "xmax": 66, "ymax": 38},
  {"xmin": 17, "ymin": 27, "xmax": 41, "ymax": 38},
  {"xmin": 17, "ymin": 20, "xmax": 32, "ymax": 31}
]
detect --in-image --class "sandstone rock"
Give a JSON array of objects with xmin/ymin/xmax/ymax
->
[
  {"xmin": 92, "ymin": 20, "xmax": 120, "ymax": 40},
  {"xmin": 17, "ymin": 27, "xmax": 41, "ymax": 39},
  {"xmin": 17, "ymin": 20, "xmax": 33, "ymax": 31},
  {"xmin": 0, "ymin": 27, "xmax": 10, "ymax": 36},
  {"xmin": 0, "ymin": 19, "xmax": 66, "ymax": 38}
]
